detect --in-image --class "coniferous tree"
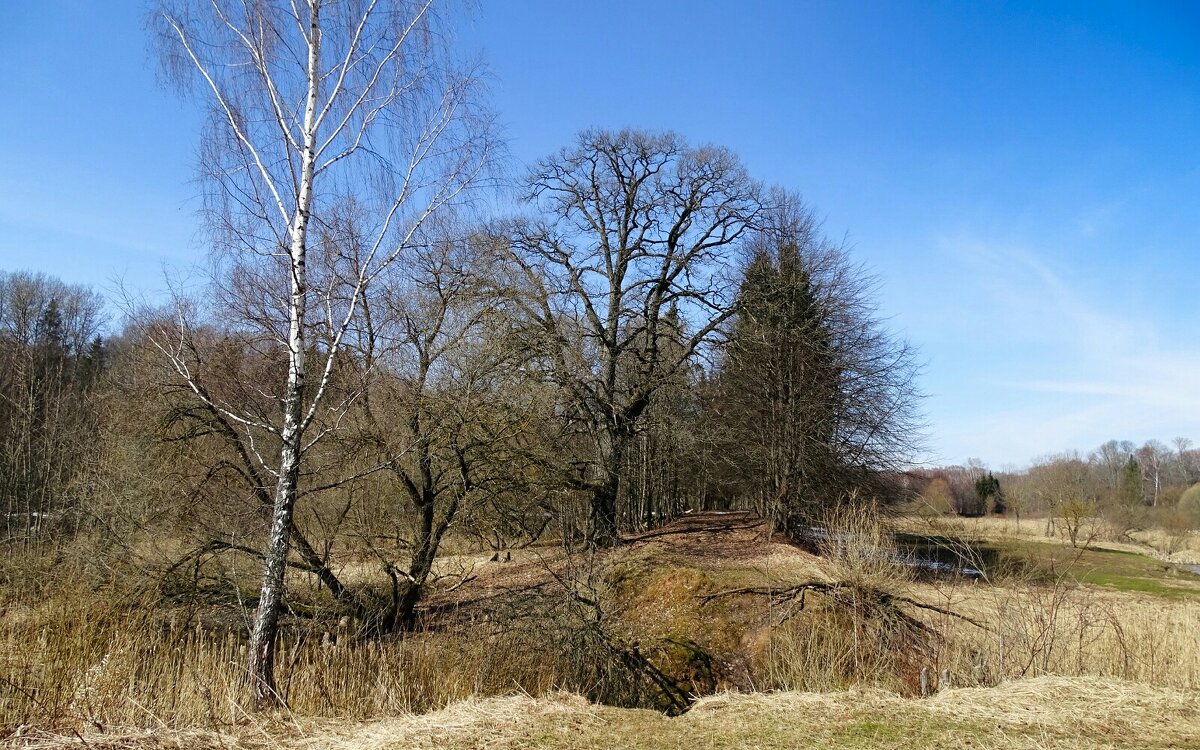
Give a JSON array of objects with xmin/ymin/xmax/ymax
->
[
  {"xmin": 1118, "ymin": 455, "xmax": 1143, "ymax": 507},
  {"xmin": 975, "ymin": 472, "xmax": 1002, "ymax": 514},
  {"xmin": 709, "ymin": 194, "xmax": 921, "ymax": 535},
  {"xmin": 715, "ymin": 233, "xmax": 838, "ymax": 531}
]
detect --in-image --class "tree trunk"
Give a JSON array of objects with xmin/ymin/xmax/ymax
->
[
  {"xmin": 590, "ymin": 479, "xmax": 620, "ymax": 547},
  {"xmin": 247, "ymin": 422, "xmax": 302, "ymax": 706},
  {"xmin": 395, "ymin": 499, "xmax": 436, "ymax": 631},
  {"xmin": 247, "ymin": 222, "xmax": 310, "ymax": 706},
  {"xmin": 247, "ymin": 2, "xmax": 321, "ymax": 704}
]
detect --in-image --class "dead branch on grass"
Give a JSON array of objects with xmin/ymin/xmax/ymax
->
[{"xmin": 700, "ymin": 582, "xmax": 993, "ymax": 632}]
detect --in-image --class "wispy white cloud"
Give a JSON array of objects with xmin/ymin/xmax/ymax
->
[{"xmin": 923, "ymin": 234, "xmax": 1200, "ymax": 467}]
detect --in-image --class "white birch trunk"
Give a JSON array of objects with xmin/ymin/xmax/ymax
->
[
  {"xmin": 155, "ymin": 0, "xmax": 492, "ymax": 709},
  {"xmin": 246, "ymin": 0, "xmax": 322, "ymax": 706}
]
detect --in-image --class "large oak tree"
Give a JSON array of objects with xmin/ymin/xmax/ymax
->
[{"xmin": 498, "ymin": 130, "xmax": 762, "ymax": 546}]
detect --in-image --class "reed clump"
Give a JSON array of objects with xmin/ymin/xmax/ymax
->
[
  {"xmin": 0, "ymin": 545, "xmax": 662, "ymax": 732},
  {"xmin": 759, "ymin": 508, "xmax": 1200, "ymax": 695}
]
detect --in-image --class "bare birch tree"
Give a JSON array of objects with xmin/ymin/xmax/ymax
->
[{"xmin": 151, "ymin": 0, "xmax": 492, "ymax": 706}]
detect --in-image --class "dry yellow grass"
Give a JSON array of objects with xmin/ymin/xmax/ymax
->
[
  {"xmin": 9, "ymin": 677, "xmax": 1199, "ymax": 749},
  {"xmin": 7, "ymin": 512, "xmax": 1200, "ymax": 745},
  {"xmin": 906, "ymin": 580, "xmax": 1200, "ymax": 688},
  {"xmin": 1129, "ymin": 527, "xmax": 1200, "ymax": 564}
]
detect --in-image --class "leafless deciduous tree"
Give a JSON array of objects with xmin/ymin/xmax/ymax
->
[
  {"xmin": 497, "ymin": 130, "xmax": 762, "ymax": 547},
  {"xmin": 1138, "ymin": 439, "xmax": 1171, "ymax": 506},
  {"xmin": 0, "ymin": 272, "xmax": 106, "ymax": 547},
  {"xmin": 151, "ymin": 0, "xmax": 493, "ymax": 706},
  {"xmin": 344, "ymin": 224, "xmax": 530, "ymax": 632},
  {"xmin": 1092, "ymin": 439, "xmax": 1135, "ymax": 491}
]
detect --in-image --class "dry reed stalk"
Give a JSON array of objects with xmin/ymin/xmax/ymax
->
[{"xmin": 6, "ymin": 513, "xmax": 1200, "ymax": 738}]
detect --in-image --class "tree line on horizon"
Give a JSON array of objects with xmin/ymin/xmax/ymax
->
[{"xmin": 910, "ymin": 438, "xmax": 1200, "ymax": 547}]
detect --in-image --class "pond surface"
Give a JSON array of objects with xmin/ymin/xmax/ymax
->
[
  {"xmin": 801, "ymin": 528, "xmax": 1200, "ymax": 586},
  {"xmin": 801, "ymin": 528, "xmax": 986, "ymax": 579}
]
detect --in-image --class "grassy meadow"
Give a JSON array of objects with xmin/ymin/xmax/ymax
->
[{"xmin": 4, "ymin": 511, "xmax": 1200, "ymax": 748}]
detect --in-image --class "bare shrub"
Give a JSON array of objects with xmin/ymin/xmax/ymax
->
[{"xmin": 756, "ymin": 504, "xmax": 959, "ymax": 695}]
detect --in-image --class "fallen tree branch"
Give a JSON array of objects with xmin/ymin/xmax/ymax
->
[
  {"xmin": 888, "ymin": 593, "xmax": 993, "ymax": 632},
  {"xmin": 699, "ymin": 581, "xmax": 838, "ymax": 604},
  {"xmin": 700, "ymin": 581, "xmax": 993, "ymax": 632}
]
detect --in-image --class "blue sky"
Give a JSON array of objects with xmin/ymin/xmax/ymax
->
[{"xmin": 2, "ymin": 1, "xmax": 1199, "ymax": 468}]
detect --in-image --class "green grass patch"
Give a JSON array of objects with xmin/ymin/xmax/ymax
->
[
  {"xmin": 1002, "ymin": 541, "xmax": 1200, "ymax": 597},
  {"xmin": 1075, "ymin": 571, "xmax": 1198, "ymax": 598},
  {"xmin": 900, "ymin": 532, "xmax": 1200, "ymax": 598}
]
